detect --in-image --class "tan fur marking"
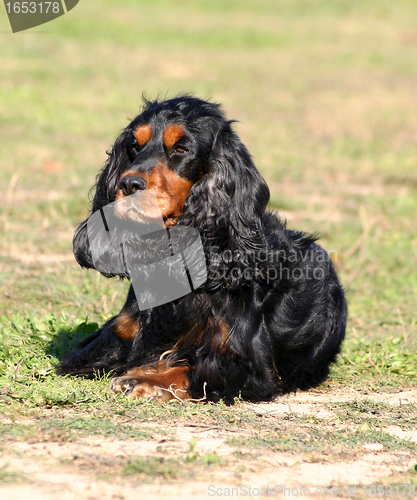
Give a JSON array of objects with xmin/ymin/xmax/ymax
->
[
  {"xmin": 114, "ymin": 312, "xmax": 140, "ymax": 341},
  {"xmin": 133, "ymin": 124, "xmax": 153, "ymax": 146},
  {"xmin": 112, "ymin": 365, "xmax": 192, "ymax": 401},
  {"xmin": 163, "ymin": 124, "xmax": 185, "ymax": 148},
  {"xmin": 219, "ymin": 319, "xmax": 230, "ymax": 353},
  {"xmin": 116, "ymin": 163, "xmax": 193, "ymax": 227},
  {"xmin": 172, "ymin": 318, "xmax": 230, "ymax": 353}
]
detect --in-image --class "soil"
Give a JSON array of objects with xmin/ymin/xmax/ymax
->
[{"xmin": 1, "ymin": 387, "xmax": 416, "ymax": 500}]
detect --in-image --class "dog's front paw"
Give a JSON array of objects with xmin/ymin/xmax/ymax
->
[
  {"xmin": 110, "ymin": 365, "xmax": 192, "ymax": 401},
  {"xmin": 111, "ymin": 376, "xmax": 166, "ymax": 400}
]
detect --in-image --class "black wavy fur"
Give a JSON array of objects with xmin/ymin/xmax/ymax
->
[{"xmin": 60, "ymin": 95, "xmax": 347, "ymax": 402}]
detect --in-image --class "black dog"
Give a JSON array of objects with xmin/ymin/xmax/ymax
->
[{"xmin": 60, "ymin": 96, "xmax": 347, "ymax": 402}]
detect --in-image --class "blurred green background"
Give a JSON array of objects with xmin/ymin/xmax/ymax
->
[{"xmin": 0, "ymin": 0, "xmax": 416, "ymax": 389}]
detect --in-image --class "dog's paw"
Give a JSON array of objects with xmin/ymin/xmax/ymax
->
[{"xmin": 110, "ymin": 376, "xmax": 167, "ymax": 400}]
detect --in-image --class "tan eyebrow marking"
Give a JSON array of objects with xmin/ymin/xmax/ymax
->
[
  {"xmin": 133, "ymin": 124, "xmax": 153, "ymax": 146},
  {"xmin": 163, "ymin": 124, "xmax": 185, "ymax": 148}
]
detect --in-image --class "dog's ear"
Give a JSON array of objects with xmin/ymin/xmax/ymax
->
[
  {"xmin": 92, "ymin": 128, "xmax": 131, "ymax": 212},
  {"xmin": 73, "ymin": 128, "xmax": 131, "ymax": 270},
  {"xmin": 210, "ymin": 122, "xmax": 270, "ymax": 228},
  {"xmin": 73, "ymin": 218, "xmax": 92, "ymax": 269},
  {"xmin": 183, "ymin": 121, "xmax": 270, "ymax": 239}
]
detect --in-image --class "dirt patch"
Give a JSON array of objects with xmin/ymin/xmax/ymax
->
[{"xmin": 1, "ymin": 387, "xmax": 416, "ymax": 499}]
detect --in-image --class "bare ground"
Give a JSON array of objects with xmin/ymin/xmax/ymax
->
[{"xmin": 1, "ymin": 387, "xmax": 416, "ymax": 500}]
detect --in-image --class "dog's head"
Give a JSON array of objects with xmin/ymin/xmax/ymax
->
[{"xmin": 74, "ymin": 96, "xmax": 270, "ymax": 275}]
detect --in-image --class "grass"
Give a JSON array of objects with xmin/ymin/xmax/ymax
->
[
  {"xmin": 227, "ymin": 421, "xmax": 417, "ymax": 458},
  {"xmin": 122, "ymin": 440, "xmax": 225, "ymax": 481},
  {"xmin": 0, "ymin": 0, "xmax": 417, "ymax": 490},
  {"xmin": 0, "ymin": 464, "xmax": 30, "ymax": 485}
]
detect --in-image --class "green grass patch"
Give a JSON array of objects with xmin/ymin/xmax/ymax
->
[
  {"xmin": 122, "ymin": 439, "xmax": 225, "ymax": 482},
  {"xmin": 0, "ymin": 464, "xmax": 31, "ymax": 485},
  {"xmin": 227, "ymin": 425, "xmax": 417, "ymax": 458},
  {"xmin": 0, "ymin": 313, "xmax": 108, "ymax": 406},
  {"xmin": 0, "ymin": 417, "xmax": 154, "ymax": 444},
  {"xmin": 333, "ymin": 335, "xmax": 417, "ymax": 389}
]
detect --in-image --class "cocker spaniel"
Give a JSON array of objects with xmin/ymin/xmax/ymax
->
[{"xmin": 60, "ymin": 95, "xmax": 347, "ymax": 403}]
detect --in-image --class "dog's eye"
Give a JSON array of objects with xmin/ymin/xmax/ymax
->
[
  {"xmin": 131, "ymin": 137, "xmax": 140, "ymax": 152},
  {"xmin": 128, "ymin": 136, "xmax": 141, "ymax": 161}
]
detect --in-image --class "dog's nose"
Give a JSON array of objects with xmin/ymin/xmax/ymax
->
[{"xmin": 119, "ymin": 176, "xmax": 147, "ymax": 196}]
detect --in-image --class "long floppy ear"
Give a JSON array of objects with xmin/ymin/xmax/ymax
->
[
  {"xmin": 210, "ymin": 122, "xmax": 270, "ymax": 233},
  {"xmin": 73, "ymin": 128, "xmax": 131, "ymax": 270},
  {"xmin": 183, "ymin": 121, "xmax": 270, "ymax": 241},
  {"xmin": 92, "ymin": 128, "xmax": 132, "ymax": 212}
]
